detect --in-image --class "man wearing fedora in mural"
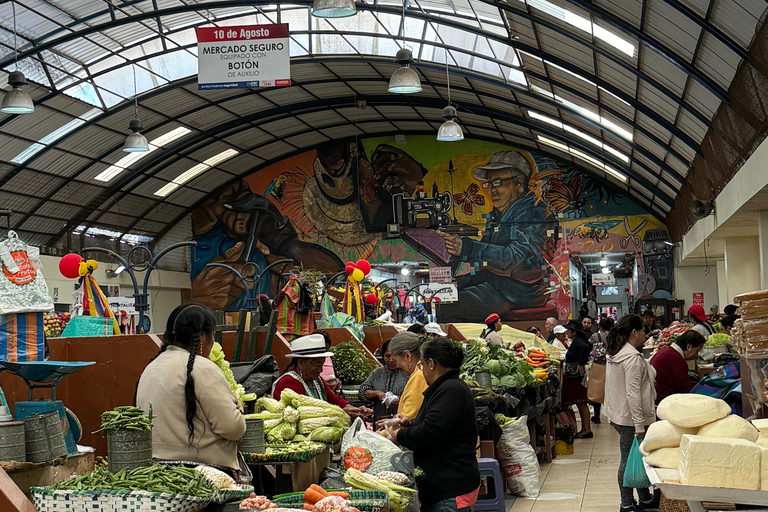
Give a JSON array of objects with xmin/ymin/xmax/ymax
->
[{"xmin": 438, "ymin": 151, "xmax": 555, "ymax": 322}]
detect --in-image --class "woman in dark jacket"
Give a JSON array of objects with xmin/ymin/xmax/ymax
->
[
  {"xmin": 562, "ymin": 319, "xmax": 593, "ymax": 438},
  {"xmin": 390, "ymin": 338, "xmax": 480, "ymax": 512}
]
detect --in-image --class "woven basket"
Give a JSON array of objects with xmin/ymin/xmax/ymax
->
[
  {"xmin": 659, "ymin": 492, "xmax": 691, "ymax": 512},
  {"xmin": 31, "ymin": 486, "xmax": 211, "ymax": 512},
  {"xmin": 241, "ymin": 441, "xmax": 327, "ymax": 463},
  {"xmin": 211, "ymin": 483, "xmax": 255, "ymax": 505},
  {"xmin": 272, "ymin": 490, "xmax": 389, "ymax": 512}
]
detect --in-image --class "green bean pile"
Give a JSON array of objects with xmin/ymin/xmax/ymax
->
[
  {"xmin": 49, "ymin": 463, "xmax": 216, "ymax": 498},
  {"xmin": 96, "ymin": 405, "xmax": 155, "ymax": 433}
]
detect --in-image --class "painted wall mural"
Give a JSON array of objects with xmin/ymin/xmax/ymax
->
[{"xmin": 189, "ymin": 136, "xmax": 671, "ymax": 321}]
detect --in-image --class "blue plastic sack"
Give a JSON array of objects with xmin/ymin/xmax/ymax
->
[{"xmin": 623, "ymin": 437, "xmax": 652, "ymax": 488}]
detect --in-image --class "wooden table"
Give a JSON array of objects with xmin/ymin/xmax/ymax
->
[
  {"xmin": 6, "ymin": 450, "xmax": 96, "ymax": 497},
  {"xmin": 529, "ymin": 413, "xmax": 556, "ymax": 463}
]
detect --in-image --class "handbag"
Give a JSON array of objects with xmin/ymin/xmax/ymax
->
[
  {"xmin": 563, "ymin": 362, "xmax": 582, "ymax": 379},
  {"xmin": 587, "ymin": 363, "xmax": 606, "ymax": 403}
]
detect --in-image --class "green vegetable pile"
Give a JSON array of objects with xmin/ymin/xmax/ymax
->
[
  {"xmin": 49, "ymin": 463, "xmax": 216, "ymax": 498},
  {"xmin": 209, "ymin": 342, "xmax": 257, "ymax": 404},
  {"xmin": 495, "ymin": 413, "xmax": 515, "ymax": 426},
  {"xmin": 331, "ymin": 340, "xmax": 374, "ymax": 385},
  {"xmin": 95, "ymin": 406, "xmax": 154, "ymax": 433},
  {"xmin": 460, "ymin": 339, "xmax": 537, "ymax": 388},
  {"xmin": 705, "ymin": 333, "xmax": 731, "ymax": 348}
]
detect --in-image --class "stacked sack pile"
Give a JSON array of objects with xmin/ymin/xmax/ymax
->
[
  {"xmin": 642, "ymin": 394, "xmax": 768, "ymax": 491},
  {"xmin": 731, "ymin": 291, "xmax": 768, "ymax": 403}
]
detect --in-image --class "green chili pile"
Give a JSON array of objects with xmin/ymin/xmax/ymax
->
[
  {"xmin": 49, "ymin": 463, "xmax": 216, "ymax": 498},
  {"xmin": 96, "ymin": 405, "xmax": 155, "ymax": 433}
]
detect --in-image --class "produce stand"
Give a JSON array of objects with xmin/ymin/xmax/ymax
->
[
  {"xmin": 644, "ymin": 460, "xmax": 768, "ymax": 512},
  {"xmin": 244, "ymin": 443, "xmax": 331, "ymax": 495},
  {"xmin": 5, "ymin": 450, "xmax": 95, "ymax": 497}
]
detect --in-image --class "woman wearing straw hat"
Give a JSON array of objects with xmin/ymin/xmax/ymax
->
[{"xmin": 273, "ymin": 334, "xmax": 372, "ymax": 419}]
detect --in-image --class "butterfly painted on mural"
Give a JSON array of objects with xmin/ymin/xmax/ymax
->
[
  {"xmin": 453, "ymin": 183, "xmax": 486, "ymax": 215},
  {"xmin": 543, "ymin": 174, "xmax": 586, "ymax": 214}
]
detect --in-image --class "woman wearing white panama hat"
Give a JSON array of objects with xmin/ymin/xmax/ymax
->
[{"xmin": 273, "ymin": 334, "xmax": 372, "ymax": 419}]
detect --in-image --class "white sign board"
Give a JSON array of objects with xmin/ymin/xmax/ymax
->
[
  {"xmin": 196, "ymin": 24, "xmax": 290, "ymax": 89},
  {"xmin": 108, "ymin": 296, "xmax": 139, "ymax": 315},
  {"xmin": 418, "ymin": 283, "xmax": 458, "ymax": 303},
  {"xmin": 592, "ymin": 273, "xmax": 616, "ymax": 286},
  {"xmin": 429, "ymin": 267, "xmax": 453, "ymax": 284}
]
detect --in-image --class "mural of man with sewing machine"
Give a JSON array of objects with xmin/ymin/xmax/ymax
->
[{"xmin": 436, "ymin": 151, "xmax": 557, "ymax": 322}]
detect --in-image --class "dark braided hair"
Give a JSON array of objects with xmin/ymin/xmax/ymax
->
[{"xmin": 164, "ymin": 303, "xmax": 216, "ymax": 445}]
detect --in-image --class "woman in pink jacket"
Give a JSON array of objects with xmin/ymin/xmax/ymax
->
[{"xmin": 604, "ymin": 314, "xmax": 658, "ymax": 512}]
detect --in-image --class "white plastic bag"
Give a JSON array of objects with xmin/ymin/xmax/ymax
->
[
  {"xmin": 0, "ymin": 232, "xmax": 53, "ymax": 314},
  {"xmin": 497, "ymin": 415, "xmax": 540, "ymax": 498},
  {"xmin": 341, "ymin": 417, "xmax": 401, "ymax": 474}
]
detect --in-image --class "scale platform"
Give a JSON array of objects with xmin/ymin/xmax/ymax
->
[{"xmin": 0, "ymin": 360, "xmax": 94, "ymax": 455}]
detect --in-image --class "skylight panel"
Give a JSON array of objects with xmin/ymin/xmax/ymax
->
[
  {"xmin": 94, "ymin": 127, "xmax": 192, "ymax": 182},
  {"xmin": 11, "ymin": 108, "xmax": 102, "ymax": 164},
  {"xmin": 154, "ymin": 149, "xmax": 239, "ymax": 197},
  {"xmin": 536, "ymin": 135, "xmax": 628, "ymax": 183}
]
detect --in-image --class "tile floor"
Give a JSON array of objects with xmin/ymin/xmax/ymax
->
[{"xmin": 509, "ymin": 415, "xmax": 622, "ymax": 512}]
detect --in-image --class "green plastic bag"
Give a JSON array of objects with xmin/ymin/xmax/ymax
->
[{"xmin": 623, "ymin": 437, "xmax": 652, "ymax": 488}]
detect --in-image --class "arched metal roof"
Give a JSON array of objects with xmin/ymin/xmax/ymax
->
[{"xmin": 0, "ymin": 0, "xmax": 764, "ymax": 247}]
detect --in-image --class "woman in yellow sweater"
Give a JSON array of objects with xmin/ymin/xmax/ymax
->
[{"xmin": 387, "ymin": 332, "xmax": 428, "ymax": 422}]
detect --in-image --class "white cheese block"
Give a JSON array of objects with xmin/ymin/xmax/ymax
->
[
  {"xmin": 657, "ymin": 394, "xmax": 730, "ymax": 428},
  {"xmin": 642, "ymin": 420, "xmax": 697, "ymax": 451},
  {"xmin": 639, "ymin": 441, "xmax": 649, "ymax": 456},
  {"xmin": 753, "ymin": 418, "xmax": 768, "ymax": 436},
  {"xmin": 645, "ymin": 447, "xmax": 679, "ymax": 469},
  {"xmin": 679, "ymin": 434, "xmax": 761, "ymax": 490},
  {"xmin": 697, "ymin": 414, "xmax": 759, "ymax": 442},
  {"xmin": 757, "ymin": 436, "xmax": 768, "ymax": 447},
  {"xmin": 762, "ymin": 447, "xmax": 768, "ymax": 492}
]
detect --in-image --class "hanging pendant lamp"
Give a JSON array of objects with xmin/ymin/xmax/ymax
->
[
  {"xmin": 436, "ymin": 55, "xmax": 462, "ymax": 141},
  {"xmin": 1, "ymin": 3, "xmax": 34, "ymax": 115},
  {"xmin": 437, "ymin": 106, "xmax": 463, "ymax": 141},
  {"xmin": 388, "ymin": 48, "xmax": 422, "ymax": 94},
  {"xmin": 123, "ymin": 67, "xmax": 149, "ymax": 152},
  {"xmin": 312, "ymin": 0, "xmax": 357, "ymax": 18},
  {"xmin": 388, "ymin": 1, "xmax": 421, "ymax": 94}
]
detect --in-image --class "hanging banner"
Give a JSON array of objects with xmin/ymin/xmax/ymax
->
[
  {"xmin": 196, "ymin": 24, "xmax": 290, "ymax": 90},
  {"xmin": 418, "ymin": 283, "xmax": 458, "ymax": 303}
]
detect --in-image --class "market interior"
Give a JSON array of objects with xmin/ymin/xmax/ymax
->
[{"xmin": 2, "ymin": 0, "xmax": 768, "ymax": 511}]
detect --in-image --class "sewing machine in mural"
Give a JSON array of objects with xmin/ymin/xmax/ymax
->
[{"xmin": 189, "ymin": 136, "xmax": 671, "ymax": 320}]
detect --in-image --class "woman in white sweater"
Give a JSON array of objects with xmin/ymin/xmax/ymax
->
[{"xmin": 604, "ymin": 314, "xmax": 657, "ymax": 512}]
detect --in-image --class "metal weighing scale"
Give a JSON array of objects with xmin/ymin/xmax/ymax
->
[{"xmin": 0, "ymin": 360, "xmax": 94, "ymax": 455}]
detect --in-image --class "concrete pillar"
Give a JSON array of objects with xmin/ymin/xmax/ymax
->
[
  {"xmin": 724, "ymin": 237, "xmax": 761, "ymax": 303},
  {"xmin": 717, "ymin": 260, "xmax": 728, "ymax": 310},
  {"xmin": 760, "ymin": 211, "xmax": 768, "ymax": 290}
]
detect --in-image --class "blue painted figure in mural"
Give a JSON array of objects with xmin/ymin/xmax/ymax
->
[{"xmin": 437, "ymin": 151, "xmax": 557, "ymax": 322}]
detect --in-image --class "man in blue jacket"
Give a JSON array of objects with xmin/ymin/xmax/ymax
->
[{"xmin": 438, "ymin": 151, "xmax": 555, "ymax": 322}]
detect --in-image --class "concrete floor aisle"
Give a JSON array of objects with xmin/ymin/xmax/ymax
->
[{"xmin": 509, "ymin": 420, "xmax": 622, "ymax": 512}]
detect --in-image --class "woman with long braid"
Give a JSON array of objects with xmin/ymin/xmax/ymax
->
[{"xmin": 136, "ymin": 303, "xmax": 247, "ymax": 479}]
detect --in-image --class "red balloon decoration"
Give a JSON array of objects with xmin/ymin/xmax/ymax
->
[
  {"xmin": 345, "ymin": 262, "xmax": 355, "ymax": 274},
  {"xmin": 365, "ymin": 293, "xmax": 378, "ymax": 305},
  {"xmin": 356, "ymin": 259, "xmax": 371, "ymax": 276},
  {"xmin": 59, "ymin": 253, "xmax": 84, "ymax": 279}
]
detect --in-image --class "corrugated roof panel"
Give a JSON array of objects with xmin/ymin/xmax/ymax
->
[
  {"xmin": 517, "ymin": 95, "xmax": 560, "ymax": 116},
  {"xmin": 678, "ymin": 0, "xmax": 709, "ymax": 18},
  {"xmin": 710, "ymin": 0, "xmax": 763, "ymax": 48},
  {"xmin": 88, "ymin": 211, "xmax": 137, "ymax": 226},
  {"xmin": 630, "ymin": 161, "xmax": 658, "ymax": 183},
  {"xmin": 132, "ymin": 176, "xmax": 174, "ymax": 197},
  {"xmin": 459, "ymin": 112, "xmax": 497, "ymax": 129},
  {"xmin": 639, "ymin": 49, "xmax": 688, "ymax": 97},
  {"xmin": 635, "ymin": 112, "xmax": 671, "ymax": 145},
  {"xmin": 465, "ymin": 126, "xmax": 505, "ymax": 140},
  {"xmin": 218, "ymin": 154, "xmax": 264, "ymax": 175},
  {"xmin": 144, "ymin": 202, "xmax": 186, "ymax": 222},
  {"xmin": 593, "ymin": 0, "xmax": 642, "ymax": 28},
  {"xmin": 131, "ymin": 219, "xmax": 166, "ymax": 233},
  {"xmin": 518, "ymin": 52, "xmax": 548, "ymax": 76},
  {"xmin": 260, "ymin": 87, "xmax": 317, "ymax": 105},
  {"xmin": 284, "ymin": 131, "xmax": 332, "ymax": 148},
  {"xmin": 296, "ymin": 110, "xmax": 348, "ymax": 128},
  {"xmin": 594, "ymin": 54, "xmax": 636, "ymax": 97},
  {"xmin": 56, "ymin": 125, "xmax": 125, "ymax": 159},
  {"xmin": 684, "ymin": 79, "xmax": 721, "ymax": 119},
  {"xmin": 502, "ymin": 12, "xmax": 538, "ymax": 47},
  {"xmin": 321, "ymin": 125, "xmax": 362, "ymax": 139},
  {"xmin": 178, "ymin": 107, "xmax": 238, "ymax": 131},
  {"xmin": 696, "ymin": 32, "xmax": 739, "ymax": 90},
  {"xmin": 95, "ymin": 107, "xmax": 166, "ymax": 133},
  {"xmin": 187, "ymin": 168, "xmax": 232, "ymax": 192},
  {"xmin": 28, "ymin": 149, "xmax": 91, "ymax": 178},
  {"xmin": 154, "ymin": 158, "xmax": 198, "ymax": 182},
  {"xmin": 633, "ymin": 131, "xmax": 667, "ymax": 160},
  {"xmin": 669, "ymin": 136, "xmax": 696, "ymax": 166},
  {"xmin": 50, "ymin": 180, "xmax": 105, "ymax": 204},
  {"xmin": 644, "ymin": 0, "xmax": 700, "ymax": 61},
  {"xmin": 19, "ymin": 216, "xmax": 68, "ymax": 235},
  {"xmin": 664, "ymin": 154, "xmax": 689, "ymax": 177},
  {"xmin": 535, "ymin": 25, "xmax": 595, "ymax": 74},
  {"xmin": 4, "ymin": 170, "xmax": 65, "ymax": 197},
  {"xmin": 141, "ymin": 89, "xmax": 208, "ymax": 118},
  {"xmin": 637, "ymin": 81, "xmax": 679, "ymax": 124},
  {"xmin": 661, "ymin": 170, "xmax": 683, "ymax": 189},
  {"xmin": 677, "ymin": 109, "xmax": 709, "ymax": 141},
  {"xmin": 218, "ymin": 94, "xmax": 276, "ymax": 117},
  {"xmin": 597, "ymin": 88, "xmax": 634, "ymax": 119},
  {"xmin": 254, "ymin": 140, "xmax": 297, "ymax": 161},
  {"xmin": 165, "ymin": 186, "xmax": 206, "ymax": 207},
  {"xmin": 0, "ymin": 107, "xmax": 69, "ymax": 141},
  {"xmin": 502, "ymin": 134, "xmax": 534, "ymax": 148},
  {"xmin": 107, "ymin": 194, "xmax": 156, "ymax": 215},
  {"xmin": 32, "ymin": 201, "xmax": 80, "ymax": 220},
  {"xmin": 481, "ymin": 98, "xmax": 523, "ymax": 117},
  {"xmin": 0, "ymin": 192, "xmax": 39, "ymax": 213},
  {"xmin": 306, "ymin": 82, "xmax": 355, "ymax": 99}
]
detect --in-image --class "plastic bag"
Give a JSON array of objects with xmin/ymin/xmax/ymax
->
[
  {"xmin": 341, "ymin": 417, "xmax": 401, "ymax": 474},
  {"xmin": 497, "ymin": 414, "xmax": 540, "ymax": 498},
  {"xmin": 318, "ymin": 467, "xmax": 347, "ymax": 490},
  {"xmin": 0, "ymin": 233, "xmax": 53, "ymax": 314},
  {"xmin": 623, "ymin": 437, "xmax": 652, "ymax": 488}
]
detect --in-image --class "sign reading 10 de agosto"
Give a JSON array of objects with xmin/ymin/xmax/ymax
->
[{"xmin": 196, "ymin": 24, "xmax": 290, "ymax": 89}]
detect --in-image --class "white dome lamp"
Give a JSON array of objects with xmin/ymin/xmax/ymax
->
[
  {"xmin": 123, "ymin": 66, "xmax": 149, "ymax": 152},
  {"xmin": 312, "ymin": 0, "xmax": 357, "ymax": 18},
  {"xmin": 1, "ymin": 3, "xmax": 34, "ymax": 115},
  {"xmin": 436, "ymin": 58, "xmax": 463, "ymax": 141},
  {"xmin": 388, "ymin": 48, "xmax": 422, "ymax": 94}
]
